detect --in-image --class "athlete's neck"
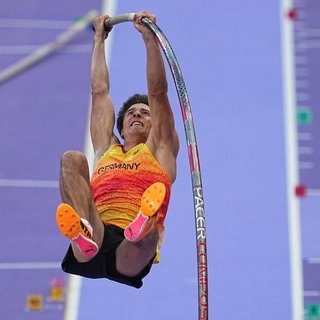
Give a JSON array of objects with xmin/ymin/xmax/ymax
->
[{"xmin": 122, "ymin": 138, "xmax": 145, "ymax": 153}]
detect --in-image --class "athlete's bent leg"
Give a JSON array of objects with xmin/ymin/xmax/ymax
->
[{"xmin": 58, "ymin": 150, "xmax": 105, "ymax": 262}]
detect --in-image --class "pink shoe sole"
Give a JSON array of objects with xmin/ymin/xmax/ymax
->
[
  {"xmin": 56, "ymin": 203, "xmax": 98, "ymax": 257},
  {"xmin": 124, "ymin": 182, "xmax": 166, "ymax": 242},
  {"xmin": 72, "ymin": 233, "xmax": 98, "ymax": 257}
]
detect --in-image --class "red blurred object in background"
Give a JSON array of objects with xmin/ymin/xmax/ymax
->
[
  {"xmin": 295, "ymin": 185, "xmax": 307, "ymax": 197},
  {"xmin": 287, "ymin": 8, "xmax": 298, "ymax": 21}
]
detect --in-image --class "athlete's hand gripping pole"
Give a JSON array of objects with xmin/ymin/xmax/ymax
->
[{"xmin": 104, "ymin": 13, "xmax": 135, "ymax": 26}]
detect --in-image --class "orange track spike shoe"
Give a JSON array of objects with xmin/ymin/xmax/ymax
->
[
  {"xmin": 124, "ymin": 182, "xmax": 166, "ymax": 242},
  {"xmin": 56, "ymin": 203, "xmax": 98, "ymax": 257}
]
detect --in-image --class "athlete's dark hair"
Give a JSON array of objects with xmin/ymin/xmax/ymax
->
[{"xmin": 116, "ymin": 94, "xmax": 149, "ymax": 137}]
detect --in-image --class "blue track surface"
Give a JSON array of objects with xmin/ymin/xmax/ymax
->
[{"xmin": 2, "ymin": 1, "xmax": 317, "ymax": 319}]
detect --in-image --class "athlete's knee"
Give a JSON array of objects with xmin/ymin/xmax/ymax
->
[
  {"xmin": 115, "ymin": 240, "xmax": 156, "ymax": 277},
  {"xmin": 60, "ymin": 150, "xmax": 90, "ymax": 181},
  {"xmin": 116, "ymin": 251, "xmax": 153, "ymax": 277},
  {"xmin": 61, "ymin": 150, "xmax": 85, "ymax": 162},
  {"xmin": 61, "ymin": 150, "xmax": 87, "ymax": 170}
]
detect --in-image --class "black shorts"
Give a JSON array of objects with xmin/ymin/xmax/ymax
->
[{"xmin": 61, "ymin": 224, "xmax": 154, "ymax": 289}]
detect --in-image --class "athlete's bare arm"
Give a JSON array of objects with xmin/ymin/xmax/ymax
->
[
  {"xmin": 91, "ymin": 16, "xmax": 119, "ymax": 163},
  {"xmin": 133, "ymin": 11, "xmax": 179, "ymax": 182}
]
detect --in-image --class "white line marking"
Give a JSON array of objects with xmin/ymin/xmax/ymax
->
[
  {"xmin": 297, "ymin": 27, "xmax": 320, "ymax": 37},
  {"xmin": 0, "ymin": 262, "xmax": 60, "ymax": 270},
  {"xmin": 299, "ymin": 162, "xmax": 314, "ymax": 169},
  {"xmin": 298, "ymin": 132, "xmax": 313, "ymax": 140},
  {"xmin": 0, "ymin": 179, "xmax": 59, "ymax": 188},
  {"xmin": 0, "ymin": 10, "xmax": 98, "ymax": 84},
  {"xmin": 296, "ymin": 92, "xmax": 310, "ymax": 101},
  {"xmin": 64, "ymin": 3, "xmax": 118, "ymax": 320},
  {"xmin": 64, "ymin": 275, "xmax": 82, "ymax": 320},
  {"xmin": 281, "ymin": 1, "xmax": 304, "ymax": 319},
  {"xmin": 307, "ymin": 189, "xmax": 320, "ymax": 197},
  {"xmin": 304, "ymin": 291, "xmax": 320, "ymax": 297},
  {"xmin": 298, "ymin": 147, "xmax": 313, "ymax": 154},
  {"xmin": 0, "ymin": 18, "xmax": 74, "ymax": 29},
  {"xmin": 0, "ymin": 44, "xmax": 92, "ymax": 55},
  {"xmin": 297, "ymin": 40, "xmax": 320, "ymax": 50}
]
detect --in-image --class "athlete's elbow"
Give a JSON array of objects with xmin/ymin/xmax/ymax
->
[
  {"xmin": 148, "ymin": 82, "xmax": 168, "ymax": 97},
  {"xmin": 91, "ymin": 81, "xmax": 109, "ymax": 96}
]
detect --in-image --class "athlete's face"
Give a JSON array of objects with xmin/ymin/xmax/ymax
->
[{"xmin": 121, "ymin": 103, "xmax": 152, "ymax": 139}]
